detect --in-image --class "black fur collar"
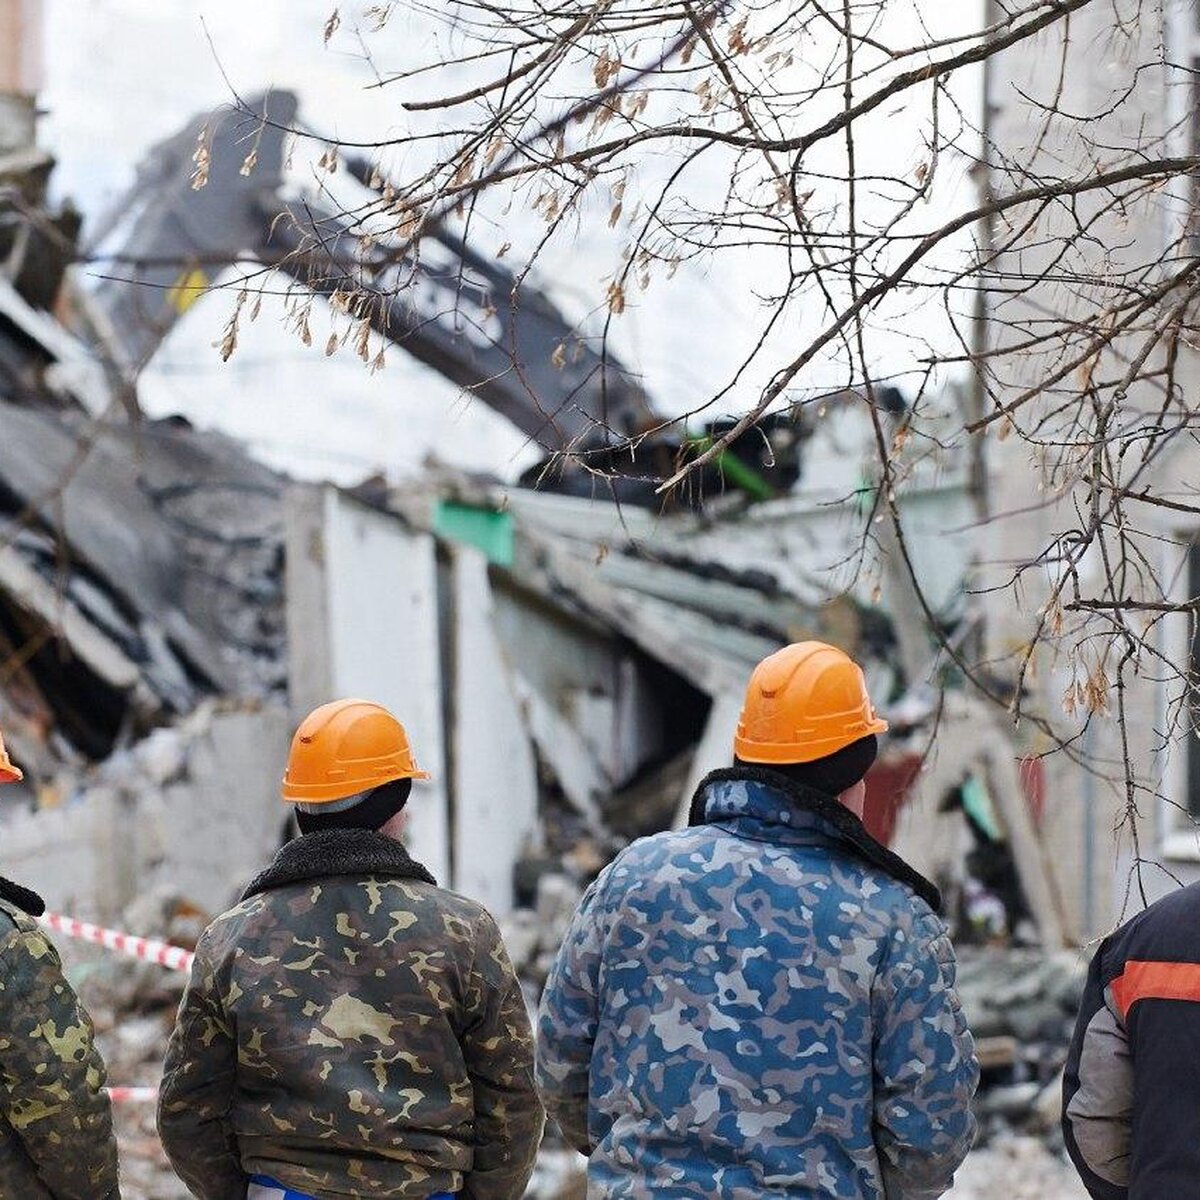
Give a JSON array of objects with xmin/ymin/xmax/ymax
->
[
  {"xmin": 0, "ymin": 876, "xmax": 45, "ymax": 917},
  {"xmin": 689, "ymin": 766, "xmax": 942, "ymax": 913},
  {"xmin": 241, "ymin": 829, "xmax": 437, "ymax": 901}
]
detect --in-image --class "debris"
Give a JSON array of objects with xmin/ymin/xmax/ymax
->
[
  {"xmin": 978, "ymin": 1082, "xmax": 1043, "ymax": 1121},
  {"xmin": 949, "ymin": 1135, "xmax": 1087, "ymax": 1198},
  {"xmin": 603, "ymin": 747, "xmax": 694, "ymax": 840},
  {"xmin": 535, "ymin": 874, "xmax": 583, "ymax": 942},
  {"xmin": 132, "ymin": 728, "xmax": 188, "ymax": 787},
  {"xmin": 497, "ymin": 909, "xmax": 542, "ymax": 973},
  {"xmin": 975, "ymin": 1036, "xmax": 1018, "ymax": 1071},
  {"xmin": 526, "ymin": 1147, "xmax": 588, "ymax": 1199},
  {"xmin": 956, "ymin": 946, "xmax": 1087, "ymax": 1143}
]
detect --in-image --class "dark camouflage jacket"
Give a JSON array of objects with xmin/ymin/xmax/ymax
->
[
  {"xmin": 539, "ymin": 769, "xmax": 978, "ymax": 1199},
  {"xmin": 0, "ymin": 878, "xmax": 120, "ymax": 1200},
  {"xmin": 158, "ymin": 829, "xmax": 543, "ymax": 1200}
]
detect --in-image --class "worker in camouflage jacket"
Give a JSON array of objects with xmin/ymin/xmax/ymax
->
[
  {"xmin": 0, "ymin": 729, "xmax": 121, "ymax": 1199},
  {"xmin": 538, "ymin": 643, "xmax": 979, "ymax": 1199},
  {"xmin": 158, "ymin": 699, "xmax": 543, "ymax": 1200}
]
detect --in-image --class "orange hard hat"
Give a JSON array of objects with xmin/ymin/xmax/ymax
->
[
  {"xmin": 281, "ymin": 698, "xmax": 429, "ymax": 805},
  {"xmin": 734, "ymin": 641, "xmax": 888, "ymax": 765},
  {"xmin": 0, "ymin": 729, "xmax": 23, "ymax": 785}
]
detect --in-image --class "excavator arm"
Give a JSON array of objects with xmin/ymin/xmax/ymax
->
[
  {"xmin": 83, "ymin": 91, "xmax": 654, "ymax": 452},
  {"xmin": 79, "ymin": 91, "xmax": 806, "ymax": 504}
]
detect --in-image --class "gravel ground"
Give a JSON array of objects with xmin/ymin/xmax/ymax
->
[{"xmin": 950, "ymin": 1137, "xmax": 1090, "ymax": 1199}]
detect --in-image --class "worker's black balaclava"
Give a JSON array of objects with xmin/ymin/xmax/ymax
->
[
  {"xmin": 295, "ymin": 778, "xmax": 412, "ymax": 836},
  {"xmin": 736, "ymin": 733, "xmax": 878, "ymax": 798}
]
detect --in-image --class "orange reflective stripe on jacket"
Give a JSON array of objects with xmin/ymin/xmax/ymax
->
[{"xmin": 1110, "ymin": 959, "xmax": 1200, "ymax": 1020}]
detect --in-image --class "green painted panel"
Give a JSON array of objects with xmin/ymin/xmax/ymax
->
[{"xmin": 434, "ymin": 502, "xmax": 515, "ymax": 567}]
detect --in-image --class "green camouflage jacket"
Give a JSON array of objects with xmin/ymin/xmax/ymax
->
[
  {"xmin": 158, "ymin": 829, "xmax": 543, "ymax": 1200},
  {"xmin": 0, "ymin": 878, "xmax": 120, "ymax": 1200}
]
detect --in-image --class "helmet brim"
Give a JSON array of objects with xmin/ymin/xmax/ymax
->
[{"xmin": 281, "ymin": 767, "xmax": 431, "ymax": 804}]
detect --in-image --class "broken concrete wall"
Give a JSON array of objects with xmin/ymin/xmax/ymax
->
[
  {"xmin": 450, "ymin": 549, "xmax": 539, "ymax": 915},
  {"xmin": 1, "ymin": 703, "xmax": 289, "ymax": 921},
  {"xmin": 671, "ymin": 691, "xmax": 742, "ymax": 828},
  {"xmin": 490, "ymin": 581, "xmax": 676, "ymax": 802},
  {"xmin": 0, "ymin": 395, "xmax": 286, "ymax": 797},
  {"xmin": 285, "ymin": 484, "xmax": 708, "ymax": 914},
  {"xmin": 1, "ymin": 787, "xmax": 120, "ymax": 917},
  {"xmin": 286, "ymin": 485, "xmax": 451, "ymax": 883},
  {"xmin": 150, "ymin": 705, "xmax": 291, "ymax": 914}
]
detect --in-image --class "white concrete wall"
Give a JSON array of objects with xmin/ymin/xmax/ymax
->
[
  {"xmin": 0, "ymin": 790, "xmax": 120, "ymax": 918},
  {"xmin": 983, "ymin": 1, "xmax": 1187, "ymax": 937},
  {"xmin": 450, "ymin": 549, "xmax": 538, "ymax": 915},
  {"xmin": 0, "ymin": 705, "xmax": 289, "ymax": 922},
  {"xmin": 320, "ymin": 490, "xmax": 451, "ymax": 885},
  {"xmin": 153, "ymin": 707, "xmax": 291, "ymax": 915}
]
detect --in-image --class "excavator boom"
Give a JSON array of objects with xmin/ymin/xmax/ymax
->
[{"xmin": 84, "ymin": 92, "xmax": 654, "ymax": 451}]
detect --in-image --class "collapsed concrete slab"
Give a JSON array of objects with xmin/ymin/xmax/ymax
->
[{"xmin": 2, "ymin": 703, "xmax": 289, "ymax": 921}]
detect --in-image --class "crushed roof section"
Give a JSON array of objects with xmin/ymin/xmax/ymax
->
[
  {"xmin": 0, "ymin": 277, "xmax": 110, "ymax": 414},
  {"xmin": 0, "ymin": 400, "xmax": 287, "ymax": 714},
  {"xmin": 387, "ymin": 472, "xmax": 889, "ymax": 696}
]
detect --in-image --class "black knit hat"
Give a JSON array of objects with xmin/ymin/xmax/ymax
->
[
  {"xmin": 295, "ymin": 777, "xmax": 412, "ymax": 835},
  {"xmin": 736, "ymin": 733, "xmax": 878, "ymax": 798}
]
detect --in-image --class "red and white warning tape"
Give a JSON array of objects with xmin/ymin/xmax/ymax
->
[
  {"xmin": 37, "ymin": 912, "xmax": 195, "ymax": 975},
  {"xmin": 34, "ymin": 915, "xmax": 183, "ymax": 1107},
  {"xmin": 106, "ymin": 1086, "xmax": 159, "ymax": 1104}
]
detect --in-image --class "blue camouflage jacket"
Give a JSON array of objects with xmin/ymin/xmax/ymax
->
[{"xmin": 537, "ymin": 769, "xmax": 978, "ymax": 1199}]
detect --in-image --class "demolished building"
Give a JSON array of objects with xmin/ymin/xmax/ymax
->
[
  {"xmin": 0, "ymin": 48, "xmax": 1073, "ymax": 966},
  {"xmin": 284, "ymin": 472, "xmax": 904, "ymax": 914},
  {"xmin": 0, "ymin": 59, "xmax": 294, "ymax": 914},
  {"xmin": 0, "ymin": 246, "xmax": 1028, "ymax": 941},
  {"xmin": 0, "ymin": 277, "xmax": 975, "ymax": 928}
]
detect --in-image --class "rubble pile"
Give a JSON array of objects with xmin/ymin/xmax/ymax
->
[
  {"xmin": 501, "ymin": 872, "xmax": 586, "ymax": 996},
  {"xmin": 955, "ymin": 947, "xmax": 1087, "ymax": 1148},
  {"xmin": 951, "ymin": 1137, "xmax": 1088, "ymax": 1198},
  {"xmin": 499, "ymin": 870, "xmax": 592, "ymax": 1197},
  {"xmin": 60, "ymin": 892, "xmax": 192, "ymax": 1200},
  {"xmin": 0, "ymin": 702, "xmax": 291, "ymax": 928},
  {"xmin": 94, "ymin": 1007, "xmax": 186, "ymax": 1200}
]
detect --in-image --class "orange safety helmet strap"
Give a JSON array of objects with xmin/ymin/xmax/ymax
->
[
  {"xmin": 282, "ymin": 698, "xmax": 429, "ymax": 805},
  {"xmin": 0, "ymin": 730, "xmax": 23, "ymax": 785},
  {"xmin": 735, "ymin": 641, "xmax": 888, "ymax": 765}
]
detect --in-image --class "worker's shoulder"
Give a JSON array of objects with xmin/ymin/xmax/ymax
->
[
  {"xmin": 0, "ymin": 901, "xmax": 66, "ymax": 995},
  {"xmin": 0, "ymin": 906, "xmax": 28, "ymax": 976},
  {"xmin": 605, "ymin": 825, "xmax": 932, "ymax": 905},
  {"xmin": 0, "ymin": 900, "xmax": 23, "ymax": 937},
  {"xmin": 0, "ymin": 882, "xmax": 50, "ymax": 949},
  {"xmin": 396, "ymin": 878, "xmax": 501, "ymax": 929},
  {"xmin": 1107, "ymin": 879, "xmax": 1200, "ymax": 962},
  {"xmin": 1136, "ymin": 879, "xmax": 1200, "ymax": 924},
  {"xmin": 849, "ymin": 857, "xmax": 936, "ymax": 910},
  {"xmin": 600, "ymin": 825, "xmax": 725, "ymax": 881},
  {"xmin": 618, "ymin": 820, "xmax": 781, "ymax": 863},
  {"xmin": 207, "ymin": 873, "xmax": 494, "ymax": 938}
]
